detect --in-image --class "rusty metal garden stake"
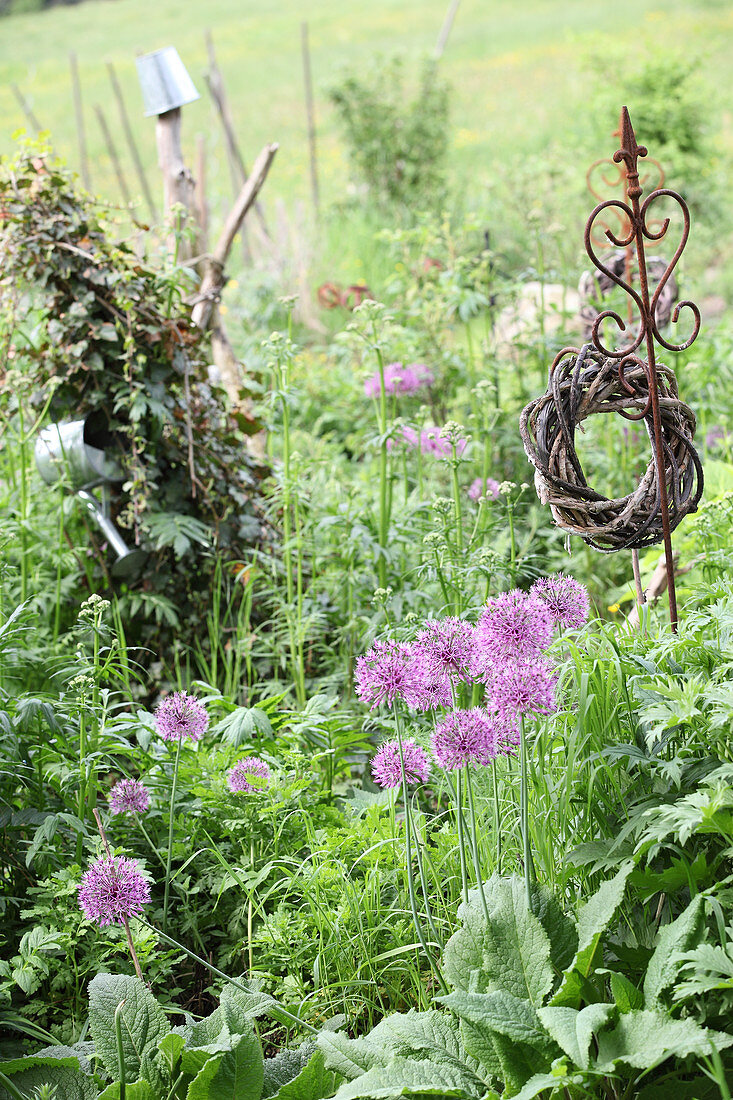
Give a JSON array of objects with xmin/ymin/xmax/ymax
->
[{"xmin": 584, "ymin": 107, "xmax": 701, "ymax": 631}]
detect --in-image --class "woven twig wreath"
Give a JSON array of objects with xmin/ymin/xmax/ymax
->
[
  {"xmin": 578, "ymin": 252, "xmax": 678, "ymax": 342},
  {"xmin": 519, "ymin": 344, "xmax": 703, "ymax": 551}
]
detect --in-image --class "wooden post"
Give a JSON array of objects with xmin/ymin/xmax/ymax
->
[
  {"xmin": 69, "ymin": 51, "xmax": 91, "ymax": 190},
  {"xmin": 191, "ymin": 143, "xmax": 278, "ymax": 409},
  {"xmin": 204, "ymin": 29, "xmax": 270, "ymax": 242},
  {"xmin": 434, "ymin": 0, "xmax": 461, "ymax": 60},
  {"xmin": 300, "ymin": 21, "xmax": 320, "ymax": 218},
  {"xmin": 194, "ymin": 133, "xmax": 209, "ymax": 257},
  {"xmin": 155, "ymin": 107, "xmax": 196, "ymax": 260},
  {"xmin": 10, "ymin": 83, "xmax": 41, "ymax": 134},
  {"xmin": 106, "ymin": 61, "xmax": 157, "ymax": 221},
  {"xmin": 94, "ymin": 104, "xmax": 132, "ymax": 207}
]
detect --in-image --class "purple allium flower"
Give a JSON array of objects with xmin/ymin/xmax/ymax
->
[
  {"xmin": 365, "ymin": 362, "xmax": 434, "ymax": 398},
  {"xmin": 387, "ymin": 425, "xmax": 420, "ymax": 452},
  {"xmin": 531, "ymin": 574, "xmax": 590, "ymax": 631},
  {"xmin": 472, "ymin": 589, "xmax": 554, "ymax": 673},
  {"xmin": 155, "ymin": 691, "xmax": 209, "ymax": 743},
  {"xmin": 468, "ymin": 477, "xmax": 501, "ymax": 502},
  {"xmin": 371, "ymin": 738, "xmax": 431, "ymax": 788},
  {"xmin": 227, "ymin": 756, "xmax": 271, "ymax": 794},
  {"xmin": 487, "ymin": 659, "xmax": 558, "ymax": 720},
  {"xmin": 423, "ymin": 429, "xmax": 467, "ymax": 458},
  {"xmin": 414, "ymin": 618, "xmax": 475, "ymax": 686},
  {"xmin": 705, "ymin": 426, "xmax": 725, "ymax": 451},
  {"xmin": 432, "ymin": 708, "xmax": 502, "ymax": 770},
  {"xmin": 78, "ymin": 855, "xmax": 151, "ymax": 927},
  {"xmin": 108, "ymin": 777, "xmax": 151, "ymax": 816},
  {"xmin": 355, "ymin": 640, "xmax": 424, "ymax": 711}
]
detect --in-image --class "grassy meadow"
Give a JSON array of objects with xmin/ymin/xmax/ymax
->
[{"xmin": 1, "ymin": 0, "xmax": 733, "ymax": 276}]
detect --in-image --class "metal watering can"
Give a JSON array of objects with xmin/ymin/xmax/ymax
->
[{"xmin": 34, "ymin": 416, "xmax": 147, "ymax": 581}]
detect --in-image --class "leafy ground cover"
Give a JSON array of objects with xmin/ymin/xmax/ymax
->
[{"xmin": 2, "ymin": 2, "xmax": 733, "ymax": 1097}]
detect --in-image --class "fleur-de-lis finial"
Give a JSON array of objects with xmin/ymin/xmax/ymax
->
[{"xmin": 612, "ymin": 107, "xmax": 648, "ymax": 201}]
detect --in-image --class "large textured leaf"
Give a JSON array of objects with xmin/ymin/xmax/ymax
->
[
  {"xmin": 594, "ymin": 1010, "xmax": 733, "ymax": 1072},
  {"xmin": 366, "ymin": 1011, "xmax": 485, "ymax": 1082},
  {"xmin": 98, "ymin": 1082, "xmax": 158, "ymax": 1099},
  {"xmin": 528, "ymin": 883, "xmax": 578, "ymax": 977},
  {"xmin": 317, "ymin": 1032, "xmax": 383, "ymax": 1081},
  {"xmin": 537, "ymin": 1004, "xmax": 615, "ymax": 1070},
  {"xmin": 443, "ymin": 992, "xmax": 555, "ymax": 1093},
  {"xmin": 458, "ymin": 1019, "xmax": 502, "ymax": 1082},
  {"xmin": 550, "ymin": 865, "xmax": 631, "ymax": 1008},
  {"xmin": 185, "ymin": 1026, "xmax": 263, "ymax": 1100},
  {"xmin": 267, "ymin": 1050, "xmax": 337, "ymax": 1100},
  {"xmin": 442, "ymin": 991, "xmax": 553, "ymax": 1053},
  {"xmin": 262, "ymin": 1043, "xmax": 317, "ymax": 1098},
  {"xmin": 643, "ymin": 894, "xmax": 705, "ymax": 1009},
  {"xmin": 511, "ymin": 1072, "xmax": 567, "ymax": 1099},
  {"xmin": 333, "ymin": 1055, "xmax": 487, "ymax": 1099},
  {"xmin": 0, "ymin": 1056, "xmax": 97, "ymax": 1100},
  {"xmin": 89, "ymin": 975, "xmax": 168, "ymax": 1091},
  {"xmin": 442, "ymin": 876, "xmax": 553, "ymax": 1005}
]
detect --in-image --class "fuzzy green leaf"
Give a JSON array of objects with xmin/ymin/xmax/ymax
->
[
  {"xmin": 442, "ymin": 876, "xmax": 553, "ymax": 1005},
  {"xmin": 332, "ymin": 1055, "xmax": 486, "ymax": 1099},
  {"xmin": 609, "ymin": 973, "xmax": 643, "ymax": 1013},
  {"xmin": 262, "ymin": 1043, "xmax": 317, "ymax": 1098},
  {"xmin": 550, "ymin": 865, "xmax": 632, "ymax": 1008},
  {"xmin": 317, "ymin": 1032, "xmax": 383, "ymax": 1081},
  {"xmin": 185, "ymin": 1027, "xmax": 263, "ymax": 1100},
  {"xmin": 643, "ymin": 893, "xmax": 705, "ymax": 1009},
  {"xmin": 267, "ymin": 1050, "xmax": 336, "ymax": 1100},
  {"xmin": 511, "ymin": 1072, "xmax": 568, "ymax": 1099},
  {"xmin": 0, "ymin": 1056, "xmax": 97, "ymax": 1100},
  {"xmin": 98, "ymin": 1082, "xmax": 158, "ymax": 1099},
  {"xmin": 537, "ymin": 1003, "xmax": 615, "ymax": 1069},
  {"xmin": 366, "ymin": 1010, "xmax": 485, "ymax": 1082},
  {"xmin": 594, "ymin": 1009, "xmax": 733, "ymax": 1072},
  {"xmin": 88, "ymin": 973, "xmax": 168, "ymax": 1091},
  {"xmin": 441, "ymin": 991, "xmax": 554, "ymax": 1053}
]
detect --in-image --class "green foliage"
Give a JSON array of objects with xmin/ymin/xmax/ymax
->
[
  {"xmin": 329, "ymin": 56, "xmax": 450, "ymax": 211},
  {"xmin": 0, "ymin": 146, "xmax": 269, "ymax": 664}
]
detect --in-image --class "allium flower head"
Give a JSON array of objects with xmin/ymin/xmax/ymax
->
[
  {"xmin": 387, "ymin": 425, "xmax": 419, "ymax": 452},
  {"xmin": 78, "ymin": 855, "xmax": 151, "ymax": 927},
  {"xmin": 227, "ymin": 756, "xmax": 271, "ymax": 794},
  {"xmin": 108, "ymin": 777, "xmax": 151, "ymax": 816},
  {"xmin": 487, "ymin": 659, "xmax": 558, "ymax": 720},
  {"xmin": 415, "ymin": 618, "xmax": 475, "ymax": 685},
  {"xmin": 355, "ymin": 640, "xmax": 423, "ymax": 711},
  {"xmin": 364, "ymin": 362, "xmax": 434, "ymax": 398},
  {"xmin": 371, "ymin": 738, "xmax": 431, "ymax": 788},
  {"xmin": 155, "ymin": 691, "xmax": 209, "ymax": 742},
  {"xmin": 468, "ymin": 477, "xmax": 501, "ymax": 502},
  {"xmin": 530, "ymin": 574, "xmax": 590, "ymax": 631},
  {"xmin": 472, "ymin": 589, "xmax": 554, "ymax": 673},
  {"xmin": 432, "ymin": 708, "xmax": 502, "ymax": 770}
]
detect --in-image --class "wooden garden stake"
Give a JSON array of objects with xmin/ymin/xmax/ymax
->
[
  {"xmin": 155, "ymin": 108, "xmax": 196, "ymax": 257},
  {"xmin": 69, "ymin": 52, "xmax": 91, "ymax": 190},
  {"xmin": 10, "ymin": 83, "xmax": 41, "ymax": 134},
  {"xmin": 94, "ymin": 104, "xmax": 132, "ymax": 208},
  {"xmin": 301, "ymin": 21, "xmax": 320, "ymax": 218},
  {"xmin": 106, "ymin": 61, "xmax": 157, "ymax": 221},
  {"xmin": 194, "ymin": 133, "xmax": 209, "ymax": 256},
  {"xmin": 434, "ymin": 0, "xmax": 461, "ymax": 60}
]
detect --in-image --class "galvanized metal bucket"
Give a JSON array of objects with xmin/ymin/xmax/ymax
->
[{"xmin": 136, "ymin": 46, "xmax": 200, "ymax": 117}]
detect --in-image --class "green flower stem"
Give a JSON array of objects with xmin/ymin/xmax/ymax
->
[
  {"xmin": 0, "ymin": 1072, "xmax": 25, "ymax": 1100},
  {"xmin": 373, "ymin": 322, "xmax": 390, "ymax": 588},
  {"xmin": 454, "ymin": 769, "xmax": 470, "ymax": 907},
  {"xmin": 407, "ymin": 792, "xmax": 443, "ymax": 949},
  {"xmin": 114, "ymin": 999, "xmax": 128, "ymax": 1097},
  {"xmin": 393, "ymin": 710, "xmax": 447, "ymax": 995},
  {"xmin": 162, "ymin": 735, "xmax": 183, "ymax": 934},
  {"xmin": 492, "ymin": 757, "xmax": 502, "ymax": 874},
  {"xmin": 519, "ymin": 715, "xmax": 533, "ymax": 911},
  {"xmin": 139, "ymin": 918, "xmax": 318, "ymax": 1035},
  {"xmin": 464, "ymin": 766, "xmax": 490, "ymax": 923}
]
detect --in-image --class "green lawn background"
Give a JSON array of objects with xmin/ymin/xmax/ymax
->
[{"xmin": 1, "ymin": 0, "xmax": 731, "ymax": 230}]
